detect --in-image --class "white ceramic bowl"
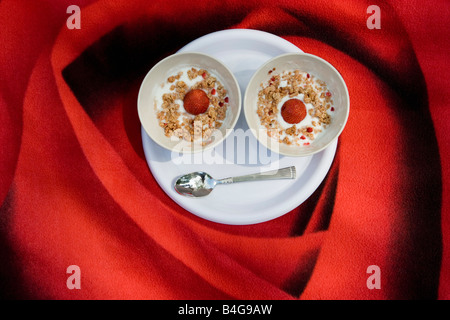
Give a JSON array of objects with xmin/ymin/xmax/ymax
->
[
  {"xmin": 138, "ymin": 52, "xmax": 241, "ymax": 153},
  {"xmin": 244, "ymin": 52, "xmax": 350, "ymax": 157}
]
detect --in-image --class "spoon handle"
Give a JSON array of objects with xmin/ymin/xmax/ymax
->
[{"xmin": 217, "ymin": 166, "xmax": 296, "ymax": 184}]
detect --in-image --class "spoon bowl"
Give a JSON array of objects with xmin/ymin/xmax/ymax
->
[{"xmin": 174, "ymin": 172, "xmax": 217, "ymax": 197}]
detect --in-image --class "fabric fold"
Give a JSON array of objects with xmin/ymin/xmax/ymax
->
[{"xmin": 0, "ymin": 0, "xmax": 447, "ymax": 299}]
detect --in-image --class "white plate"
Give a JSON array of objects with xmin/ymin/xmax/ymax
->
[{"xmin": 141, "ymin": 29, "xmax": 337, "ymax": 225}]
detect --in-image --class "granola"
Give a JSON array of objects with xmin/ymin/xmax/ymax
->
[
  {"xmin": 257, "ymin": 68, "xmax": 334, "ymax": 146},
  {"xmin": 155, "ymin": 67, "xmax": 229, "ymax": 145}
]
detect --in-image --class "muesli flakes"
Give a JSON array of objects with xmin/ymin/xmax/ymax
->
[
  {"xmin": 257, "ymin": 69, "xmax": 334, "ymax": 146},
  {"xmin": 155, "ymin": 67, "xmax": 229, "ymax": 145}
]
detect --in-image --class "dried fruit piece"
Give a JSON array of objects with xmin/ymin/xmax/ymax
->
[
  {"xmin": 183, "ymin": 89, "xmax": 209, "ymax": 115},
  {"xmin": 281, "ymin": 99, "xmax": 306, "ymax": 124}
]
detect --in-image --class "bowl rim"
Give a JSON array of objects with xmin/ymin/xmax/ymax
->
[
  {"xmin": 243, "ymin": 52, "xmax": 350, "ymax": 157},
  {"xmin": 137, "ymin": 51, "xmax": 242, "ymax": 154}
]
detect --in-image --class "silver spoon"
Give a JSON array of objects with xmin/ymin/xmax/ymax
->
[{"xmin": 174, "ymin": 166, "xmax": 296, "ymax": 197}]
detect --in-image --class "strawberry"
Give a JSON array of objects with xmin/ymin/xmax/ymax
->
[
  {"xmin": 281, "ymin": 99, "xmax": 306, "ymax": 124},
  {"xmin": 183, "ymin": 89, "xmax": 209, "ymax": 115}
]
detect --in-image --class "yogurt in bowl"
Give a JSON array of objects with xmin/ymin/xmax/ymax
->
[
  {"xmin": 154, "ymin": 66, "xmax": 229, "ymax": 146},
  {"xmin": 244, "ymin": 53, "xmax": 349, "ymax": 157},
  {"xmin": 138, "ymin": 52, "xmax": 241, "ymax": 154}
]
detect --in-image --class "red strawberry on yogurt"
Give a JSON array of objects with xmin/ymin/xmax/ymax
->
[
  {"xmin": 281, "ymin": 99, "xmax": 306, "ymax": 124},
  {"xmin": 183, "ymin": 89, "xmax": 209, "ymax": 115}
]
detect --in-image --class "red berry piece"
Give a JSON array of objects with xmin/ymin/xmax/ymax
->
[
  {"xmin": 281, "ymin": 99, "xmax": 307, "ymax": 124},
  {"xmin": 183, "ymin": 89, "xmax": 209, "ymax": 115}
]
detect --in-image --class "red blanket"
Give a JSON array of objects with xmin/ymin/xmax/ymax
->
[{"xmin": 1, "ymin": 0, "xmax": 449, "ymax": 299}]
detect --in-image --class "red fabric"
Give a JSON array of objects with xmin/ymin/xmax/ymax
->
[{"xmin": 0, "ymin": 0, "xmax": 448, "ymax": 299}]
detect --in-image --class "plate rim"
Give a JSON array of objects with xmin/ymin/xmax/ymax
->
[{"xmin": 179, "ymin": 28, "xmax": 302, "ymax": 53}]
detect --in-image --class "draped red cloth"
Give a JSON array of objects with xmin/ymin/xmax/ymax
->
[{"xmin": 0, "ymin": 0, "xmax": 448, "ymax": 299}]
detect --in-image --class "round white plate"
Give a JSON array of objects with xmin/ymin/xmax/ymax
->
[{"xmin": 141, "ymin": 29, "xmax": 337, "ymax": 225}]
